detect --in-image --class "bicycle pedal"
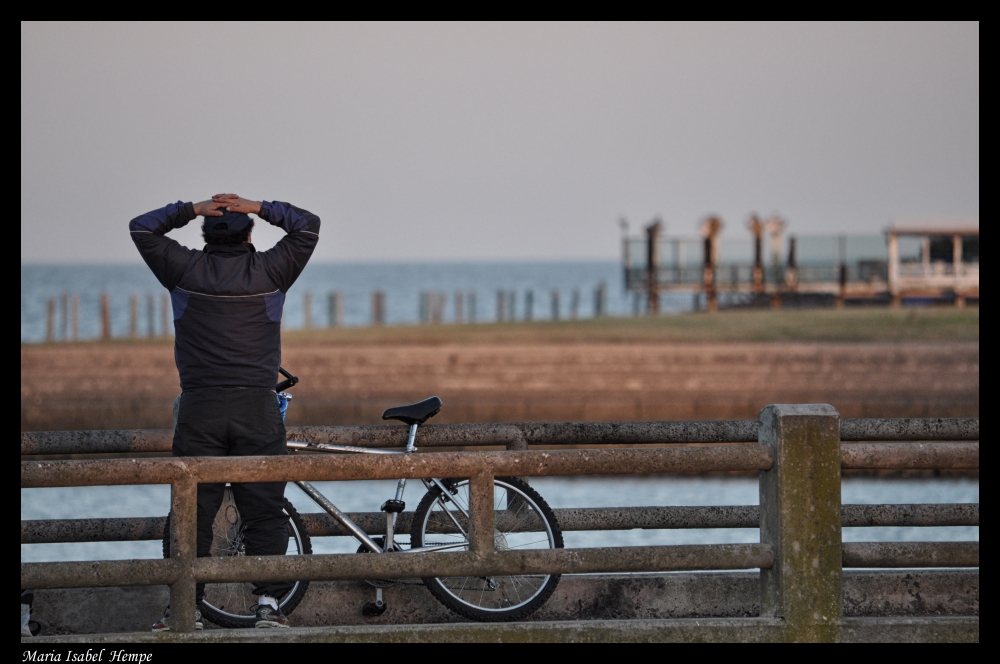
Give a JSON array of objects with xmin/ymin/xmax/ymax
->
[{"xmin": 362, "ymin": 601, "xmax": 387, "ymax": 617}]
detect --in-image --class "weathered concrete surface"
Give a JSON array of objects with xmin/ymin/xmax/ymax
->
[
  {"xmin": 28, "ymin": 570, "xmax": 978, "ymax": 636},
  {"xmin": 20, "ymin": 417, "xmax": 979, "ymax": 456},
  {"xmin": 22, "ymin": 544, "xmax": 774, "ymax": 590},
  {"xmin": 22, "ymin": 616, "xmax": 979, "ymax": 643},
  {"xmin": 758, "ymin": 404, "xmax": 842, "ymax": 642},
  {"xmin": 20, "ymin": 342, "xmax": 980, "ymax": 430},
  {"xmin": 22, "ymin": 503, "xmax": 979, "ymax": 544}
]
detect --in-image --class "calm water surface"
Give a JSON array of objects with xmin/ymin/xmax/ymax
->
[{"xmin": 21, "ymin": 476, "xmax": 979, "ymax": 562}]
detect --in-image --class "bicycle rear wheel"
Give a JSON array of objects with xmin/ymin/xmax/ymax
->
[
  {"xmin": 410, "ymin": 476, "xmax": 563, "ymax": 621},
  {"xmin": 162, "ymin": 487, "xmax": 312, "ymax": 628}
]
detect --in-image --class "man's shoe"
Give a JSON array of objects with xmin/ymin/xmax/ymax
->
[
  {"xmin": 255, "ymin": 604, "xmax": 291, "ymax": 628},
  {"xmin": 151, "ymin": 606, "xmax": 203, "ymax": 632}
]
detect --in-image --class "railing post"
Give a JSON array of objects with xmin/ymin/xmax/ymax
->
[
  {"xmin": 468, "ymin": 470, "xmax": 495, "ymax": 557},
  {"xmin": 758, "ymin": 404, "xmax": 842, "ymax": 642},
  {"xmin": 168, "ymin": 474, "xmax": 198, "ymax": 632}
]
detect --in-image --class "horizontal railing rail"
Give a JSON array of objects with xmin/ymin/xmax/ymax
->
[
  {"xmin": 21, "ymin": 543, "xmax": 776, "ymax": 590},
  {"xmin": 20, "ymin": 446, "xmax": 774, "ymax": 487},
  {"xmin": 21, "ymin": 541, "xmax": 978, "ymax": 592},
  {"xmin": 19, "ymin": 417, "xmax": 980, "ymax": 456},
  {"xmin": 21, "ymin": 503, "xmax": 980, "ymax": 543},
  {"xmin": 20, "ymin": 409, "xmax": 980, "ymax": 639}
]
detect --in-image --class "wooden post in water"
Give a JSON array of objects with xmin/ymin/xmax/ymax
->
[
  {"xmin": 496, "ymin": 291, "xmax": 506, "ymax": 323},
  {"xmin": 46, "ymin": 298, "xmax": 55, "ymax": 343},
  {"xmin": 371, "ymin": 291, "xmax": 385, "ymax": 326},
  {"xmin": 303, "ymin": 291, "xmax": 313, "ymax": 329},
  {"xmin": 524, "ymin": 290, "xmax": 534, "ymax": 321},
  {"xmin": 645, "ymin": 219, "xmax": 662, "ymax": 314},
  {"xmin": 100, "ymin": 293, "xmax": 111, "ymax": 340},
  {"xmin": 593, "ymin": 281, "xmax": 607, "ymax": 318},
  {"xmin": 129, "ymin": 293, "xmax": 139, "ymax": 339},
  {"xmin": 953, "ymin": 235, "xmax": 965, "ymax": 308},
  {"xmin": 570, "ymin": 289, "xmax": 580, "ymax": 320},
  {"xmin": 71, "ymin": 294, "xmax": 79, "ymax": 342},
  {"xmin": 836, "ymin": 235, "xmax": 847, "ymax": 310},
  {"xmin": 147, "ymin": 294, "xmax": 156, "ymax": 338},
  {"xmin": 785, "ymin": 236, "xmax": 799, "ymax": 294},
  {"xmin": 161, "ymin": 293, "xmax": 170, "ymax": 337},
  {"xmin": 748, "ymin": 215, "xmax": 764, "ymax": 296},
  {"xmin": 702, "ymin": 217, "xmax": 722, "ymax": 313},
  {"xmin": 551, "ymin": 290, "xmax": 560, "ymax": 321},
  {"xmin": 454, "ymin": 292, "xmax": 464, "ymax": 323},
  {"xmin": 328, "ymin": 291, "xmax": 343, "ymax": 327},
  {"xmin": 468, "ymin": 291, "xmax": 476, "ymax": 323},
  {"xmin": 433, "ymin": 292, "xmax": 445, "ymax": 324},
  {"xmin": 60, "ymin": 293, "xmax": 69, "ymax": 341}
]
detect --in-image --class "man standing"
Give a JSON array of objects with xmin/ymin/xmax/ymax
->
[{"xmin": 130, "ymin": 193, "xmax": 320, "ymax": 630}]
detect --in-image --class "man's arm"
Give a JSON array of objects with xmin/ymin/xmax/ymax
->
[
  {"xmin": 214, "ymin": 194, "xmax": 321, "ymax": 292},
  {"xmin": 129, "ymin": 199, "xmax": 227, "ymax": 290}
]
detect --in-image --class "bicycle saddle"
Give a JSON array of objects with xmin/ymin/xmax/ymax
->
[{"xmin": 381, "ymin": 396, "xmax": 443, "ymax": 426}]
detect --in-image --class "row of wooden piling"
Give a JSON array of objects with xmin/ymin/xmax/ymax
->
[
  {"xmin": 41, "ymin": 283, "xmax": 611, "ymax": 341},
  {"xmin": 44, "ymin": 293, "xmax": 172, "ymax": 343}
]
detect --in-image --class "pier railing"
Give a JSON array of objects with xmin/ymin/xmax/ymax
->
[{"xmin": 21, "ymin": 408, "xmax": 979, "ymax": 641}]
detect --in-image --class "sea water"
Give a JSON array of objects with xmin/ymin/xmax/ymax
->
[
  {"xmin": 21, "ymin": 476, "xmax": 979, "ymax": 562},
  {"xmin": 22, "ymin": 261, "xmax": 697, "ymax": 343}
]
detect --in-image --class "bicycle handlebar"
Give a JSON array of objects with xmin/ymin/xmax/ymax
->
[{"xmin": 276, "ymin": 366, "xmax": 299, "ymax": 392}]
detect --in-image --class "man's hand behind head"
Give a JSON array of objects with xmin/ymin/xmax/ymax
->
[
  {"xmin": 212, "ymin": 193, "xmax": 262, "ymax": 216},
  {"xmin": 193, "ymin": 199, "xmax": 228, "ymax": 217}
]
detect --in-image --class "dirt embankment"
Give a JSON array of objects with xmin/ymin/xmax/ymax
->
[{"xmin": 21, "ymin": 341, "xmax": 979, "ymax": 430}]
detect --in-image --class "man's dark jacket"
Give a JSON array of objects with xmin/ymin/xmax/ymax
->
[{"xmin": 130, "ymin": 201, "xmax": 320, "ymax": 390}]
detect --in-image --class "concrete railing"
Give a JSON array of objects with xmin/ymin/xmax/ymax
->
[
  {"xmin": 21, "ymin": 407, "xmax": 979, "ymax": 642},
  {"xmin": 19, "ymin": 416, "xmax": 979, "ymax": 455}
]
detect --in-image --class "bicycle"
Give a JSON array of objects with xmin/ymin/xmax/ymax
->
[{"xmin": 163, "ymin": 368, "xmax": 564, "ymax": 627}]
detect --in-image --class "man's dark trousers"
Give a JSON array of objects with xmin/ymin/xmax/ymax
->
[{"xmin": 173, "ymin": 387, "xmax": 293, "ymax": 602}]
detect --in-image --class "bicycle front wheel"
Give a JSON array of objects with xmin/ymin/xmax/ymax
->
[
  {"xmin": 410, "ymin": 476, "xmax": 563, "ymax": 621},
  {"xmin": 163, "ymin": 487, "xmax": 312, "ymax": 628}
]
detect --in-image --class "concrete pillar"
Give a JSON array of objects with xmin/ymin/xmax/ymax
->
[
  {"xmin": 758, "ymin": 404, "xmax": 842, "ymax": 642},
  {"xmin": 168, "ymin": 476, "xmax": 198, "ymax": 632},
  {"xmin": 468, "ymin": 471, "xmax": 495, "ymax": 557}
]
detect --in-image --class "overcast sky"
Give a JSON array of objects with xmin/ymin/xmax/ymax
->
[{"xmin": 21, "ymin": 22, "xmax": 979, "ymax": 263}]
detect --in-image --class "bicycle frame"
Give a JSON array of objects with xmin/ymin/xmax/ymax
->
[{"xmin": 285, "ymin": 422, "xmax": 472, "ymax": 556}]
